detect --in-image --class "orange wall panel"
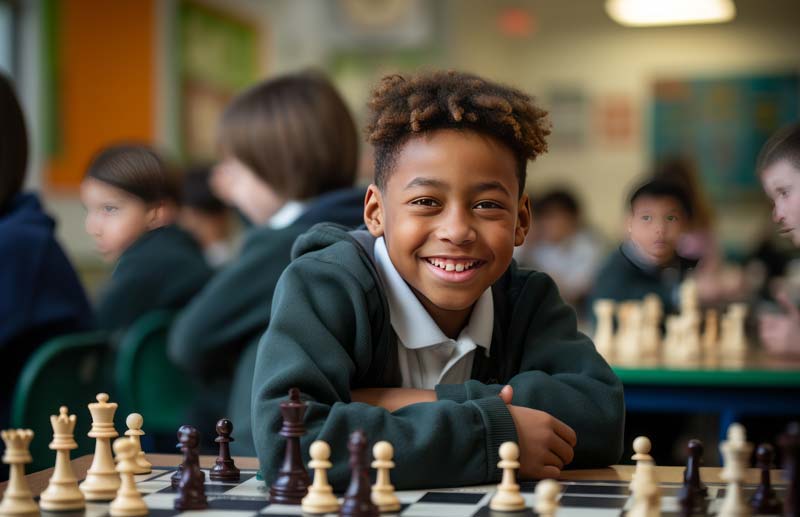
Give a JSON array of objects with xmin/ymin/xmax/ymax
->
[{"xmin": 46, "ymin": 0, "xmax": 155, "ymax": 190}]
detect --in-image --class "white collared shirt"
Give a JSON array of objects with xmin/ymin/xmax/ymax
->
[
  {"xmin": 268, "ymin": 200, "xmax": 308, "ymax": 229},
  {"xmin": 373, "ymin": 237, "xmax": 493, "ymax": 389}
]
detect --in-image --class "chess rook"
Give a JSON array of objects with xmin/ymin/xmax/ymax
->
[
  {"xmin": 269, "ymin": 388, "xmax": 311, "ymax": 505},
  {"xmin": 40, "ymin": 407, "xmax": 86, "ymax": 511},
  {"xmin": 0, "ymin": 429, "xmax": 38, "ymax": 516},
  {"xmin": 80, "ymin": 393, "xmax": 121, "ymax": 501}
]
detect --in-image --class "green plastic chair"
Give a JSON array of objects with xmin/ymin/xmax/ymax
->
[
  {"xmin": 10, "ymin": 331, "xmax": 113, "ymax": 473},
  {"xmin": 115, "ymin": 311, "xmax": 199, "ymax": 435}
]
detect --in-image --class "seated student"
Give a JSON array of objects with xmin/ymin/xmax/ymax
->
[
  {"xmin": 81, "ymin": 145, "xmax": 213, "ymax": 332},
  {"xmin": 168, "ymin": 71, "xmax": 365, "ymax": 454},
  {"xmin": 179, "ymin": 164, "xmax": 236, "ymax": 269},
  {"xmin": 756, "ymin": 122, "xmax": 800, "ymax": 356},
  {"xmin": 252, "ymin": 71, "xmax": 625, "ymax": 489},
  {"xmin": 513, "ymin": 189, "xmax": 606, "ymax": 310},
  {"xmin": 0, "ymin": 74, "xmax": 93, "ymax": 426},
  {"xmin": 587, "ymin": 178, "xmax": 696, "ymax": 320}
]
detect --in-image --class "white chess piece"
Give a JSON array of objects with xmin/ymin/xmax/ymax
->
[
  {"xmin": 628, "ymin": 460, "xmax": 661, "ymax": 517},
  {"xmin": 124, "ymin": 413, "xmax": 152, "ymax": 474},
  {"xmin": 616, "ymin": 302, "xmax": 644, "ymax": 365},
  {"xmin": 703, "ymin": 309, "xmax": 719, "ymax": 362},
  {"xmin": 593, "ymin": 299, "xmax": 616, "ymax": 360},
  {"xmin": 79, "ymin": 393, "xmax": 121, "ymax": 501},
  {"xmin": 490, "ymin": 442, "xmax": 526, "ymax": 511},
  {"xmin": 371, "ymin": 441, "xmax": 400, "ymax": 512},
  {"xmin": 0, "ymin": 429, "xmax": 38, "ymax": 515},
  {"xmin": 110, "ymin": 438, "xmax": 148, "ymax": 517},
  {"xmin": 641, "ymin": 295, "xmax": 663, "ymax": 360},
  {"xmin": 718, "ymin": 423, "xmax": 753, "ymax": 517},
  {"xmin": 40, "ymin": 407, "xmax": 86, "ymax": 511},
  {"xmin": 630, "ymin": 436, "xmax": 654, "ymax": 490},
  {"xmin": 534, "ymin": 479, "xmax": 560, "ymax": 517},
  {"xmin": 301, "ymin": 440, "xmax": 340, "ymax": 514}
]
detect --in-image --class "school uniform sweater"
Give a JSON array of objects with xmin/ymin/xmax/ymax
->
[
  {"xmin": 251, "ymin": 223, "xmax": 625, "ymax": 490},
  {"xmin": 95, "ymin": 225, "xmax": 212, "ymax": 332},
  {"xmin": 168, "ymin": 187, "xmax": 366, "ymax": 453},
  {"xmin": 0, "ymin": 193, "xmax": 94, "ymax": 424}
]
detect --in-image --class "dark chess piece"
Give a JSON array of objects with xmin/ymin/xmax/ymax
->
[
  {"xmin": 339, "ymin": 430, "xmax": 379, "ymax": 517},
  {"xmin": 210, "ymin": 418, "xmax": 240, "ymax": 482},
  {"xmin": 171, "ymin": 425, "xmax": 191, "ymax": 488},
  {"xmin": 174, "ymin": 426, "xmax": 208, "ymax": 511},
  {"xmin": 779, "ymin": 422, "xmax": 799, "ymax": 517},
  {"xmin": 269, "ymin": 388, "xmax": 311, "ymax": 504},
  {"xmin": 750, "ymin": 443, "xmax": 782, "ymax": 514},
  {"xmin": 678, "ymin": 439, "xmax": 709, "ymax": 516}
]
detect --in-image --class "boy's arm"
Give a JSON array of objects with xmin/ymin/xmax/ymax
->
[
  {"xmin": 252, "ymin": 255, "xmax": 518, "ymax": 490},
  {"xmin": 436, "ymin": 272, "xmax": 625, "ymax": 468}
]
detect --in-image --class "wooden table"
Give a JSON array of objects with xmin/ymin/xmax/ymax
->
[{"xmin": 0, "ymin": 454, "xmax": 786, "ymax": 498}]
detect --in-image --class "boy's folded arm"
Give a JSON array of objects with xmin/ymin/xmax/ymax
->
[
  {"xmin": 251, "ymin": 257, "xmax": 518, "ymax": 490},
  {"xmin": 350, "ymin": 388, "xmax": 437, "ymax": 411}
]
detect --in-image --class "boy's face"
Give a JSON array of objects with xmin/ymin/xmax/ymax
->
[
  {"xmin": 627, "ymin": 195, "xmax": 686, "ymax": 266},
  {"xmin": 80, "ymin": 177, "xmax": 156, "ymax": 263},
  {"xmin": 762, "ymin": 159, "xmax": 800, "ymax": 246},
  {"xmin": 364, "ymin": 129, "xmax": 530, "ymax": 323},
  {"xmin": 213, "ymin": 156, "xmax": 284, "ymax": 225}
]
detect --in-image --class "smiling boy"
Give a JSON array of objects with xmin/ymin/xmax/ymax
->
[{"xmin": 251, "ymin": 71, "xmax": 624, "ymax": 489}]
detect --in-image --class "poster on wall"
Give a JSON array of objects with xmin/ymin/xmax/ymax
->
[
  {"xmin": 177, "ymin": 1, "xmax": 261, "ymax": 161},
  {"xmin": 652, "ymin": 73, "xmax": 799, "ymax": 200}
]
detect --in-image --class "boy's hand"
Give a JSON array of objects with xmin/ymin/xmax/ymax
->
[
  {"xmin": 507, "ymin": 405, "xmax": 577, "ymax": 479},
  {"xmin": 350, "ymin": 388, "xmax": 436, "ymax": 411},
  {"xmin": 499, "ymin": 384, "xmax": 577, "ymax": 479},
  {"xmin": 759, "ymin": 291, "xmax": 800, "ymax": 356}
]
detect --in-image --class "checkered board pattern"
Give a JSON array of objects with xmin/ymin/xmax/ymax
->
[{"xmin": 61, "ymin": 468, "xmax": 787, "ymax": 517}]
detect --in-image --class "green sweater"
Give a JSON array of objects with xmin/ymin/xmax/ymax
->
[
  {"xmin": 95, "ymin": 225, "xmax": 212, "ymax": 332},
  {"xmin": 252, "ymin": 224, "xmax": 625, "ymax": 490}
]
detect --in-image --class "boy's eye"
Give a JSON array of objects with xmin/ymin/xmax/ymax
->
[
  {"xmin": 103, "ymin": 205, "xmax": 119, "ymax": 213},
  {"xmin": 641, "ymin": 215, "xmax": 652, "ymax": 221},
  {"xmin": 666, "ymin": 215, "xmax": 678, "ymax": 222},
  {"xmin": 410, "ymin": 198, "xmax": 440, "ymax": 207},
  {"xmin": 474, "ymin": 200, "xmax": 503, "ymax": 210}
]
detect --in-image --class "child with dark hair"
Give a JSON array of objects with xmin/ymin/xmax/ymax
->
[
  {"xmin": 756, "ymin": 122, "xmax": 800, "ymax": 356},
  {"xmin": 81, "ymin": 144, "xmax": 212, "ymax": 331},
  {"xmin": 514, "ymin": 188, "xmax": 606, "ymax": 308},
  {"xmin": 587, "ymin": 177, "xmax": 696, "ymax": 318},
  {"xmin": 252, "ymin": 70, "xmax": 624, "ymax": 488},
  {"xmin": 179, "ymin": 165, "xmax": 235, "ymax": 268},
  {"xmin": 0, "ymin": 74, "xmax": 93, "ymax": 426},
  {"xmin": 168, "ymin": 71, "xmax": 365, "ymax": 454}
]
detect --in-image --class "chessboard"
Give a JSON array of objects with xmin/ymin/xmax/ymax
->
[{"xmin": 59, "ymin": 468, "xmax": 788, "ymax": 517}]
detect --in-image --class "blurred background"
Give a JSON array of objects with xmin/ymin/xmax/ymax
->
[{"xmin": 2, "ymin": 0, "xmax": 799, "ymax": 295}]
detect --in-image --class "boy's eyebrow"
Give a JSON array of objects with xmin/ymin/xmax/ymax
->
[
  {"xmin": 404, "ymin": 177, "xmax": 447, "ymax": 190},
  {"xmin": 471, "ymin": 180, "xmax": 512, "ymax": 197}
]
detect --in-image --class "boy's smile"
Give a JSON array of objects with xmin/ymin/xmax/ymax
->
[{"xmin": 364, "ymin": 129, "xmax": 530, "ymax": 337}]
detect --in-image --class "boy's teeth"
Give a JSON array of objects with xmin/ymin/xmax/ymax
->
[
  {"xmin": 445, "ymin": 263, "xmax": 455, "ymax": 271},
  {"xmin": 427, "ymin": 258, "xmax": 478, "ymax": 271},
  {"xmin": 455, "ymin": 264, "xmax": 464, "ymax": 272}
]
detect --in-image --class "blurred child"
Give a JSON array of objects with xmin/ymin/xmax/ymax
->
[
  {"xmin": 179, "ymin": 164, "xmax": 236, "ymax": 268},
  {"xmin": 587, "ymin": 177, "xmax": 696, "ymax": 318},
  {"xmin": 0, "ymin": 74, "xmax": 93, "ymax": 426},
  {"xmin": 514, "ymin": 189, "xmax": 605, "ymax": 309},
  {"xmin": 81, "ymin": 145, "xmax": 213, "ymax": 331},
  {"xmin": 756, "ymin": 122, "xmax": 800, "ymax": 356},
  {"xmin": 252, "ymin": 71, "xmax": 624, "ymax": 489},
  {"xmin": 168, "ymin": 71, "xmax": 365, "ymax": 453}
]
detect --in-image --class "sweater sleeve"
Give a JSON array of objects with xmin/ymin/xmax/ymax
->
[
  {"xmin": 437, "ymin": 272, "xmax": 625, "ymax": 468},
  {"xmin": 251, "ymin": 255, "xmax": 517, "ymax": 491}
]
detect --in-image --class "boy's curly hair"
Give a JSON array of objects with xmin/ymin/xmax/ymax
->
[{"xmin": 366, "ymin": 70, "xmax": 550, "ymax": 195}]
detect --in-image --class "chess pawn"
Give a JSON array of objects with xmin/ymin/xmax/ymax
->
[
  {"xmin": 80, "ymin": 393, "xmax": 121, "ymax": 501},
  {"xmin": 124, "ymin": 413, "xmax": 151, "ymax": 474},
  {"xmin": 301, "ymin": 441, "xmax": 340, "ymax": 514},
  {"xmin": 371, "ymin": 441, "xmax": 400, "ymax": 512},
  {"xmin": 490, "ymin": 442, "xmax": 526, "ymax": 512},
  {"xmin": 593, "ymin": 299, "xmax": 616, "ymax": 360},
  {"xmin": 749, "ymin": 444, "xmax": 782, "ymax": 514},
  {"xmin": 40, "ymin": 407, "xmax": 86, "ymax": 511},
  {"xmin": 534, "ymin": 479, "xmax": 560, "ymax": 517},
  {"xmin": 630, "ymin": 436, "xmax": 653, "ymax": 490},
  {"xmin": 702, "ymin": 309, "xmax": 719, "ymax": 360},
  {"xmin": 629, "ymin": 461, "xmax": 661, "ymax": 517},
  {"xmin": 616, "ymin": 302, "xmax": 644, "ymax": 365},
  {"xmin": 719, "ymin": 423, "xmax": 753, "ymax": 517},
  {"xmin": 0, "ymin": 429, "xmax": 38, "ymax": 516},
  {"xmin": 680, "ymin": 278, "xmax": 699, "ymax": 315},
  {"xmin": 641, "ymin": 294, "xmax": 663, "ymax": 360},
  {"xmin": 174, "ymin": 426, "xmax": 208, "ymax": 511},
  {"xmin": 210, "ymin": 418, "xmax": 240, "ymax": 482},
  {"xmin": 109, "ymin": 438, "xmax": 148, "ymax": 517}
]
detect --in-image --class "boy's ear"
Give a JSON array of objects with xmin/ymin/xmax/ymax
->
[
  {"xmin": 363, "ymin": 184, "xmax": 385, "ymax": 238},
  {"xmin": 146, "ymin": 201, "xmax": 174, "ymax": 230},
  {"xmin": 625, "ymin": 214, "xmax": 633, "ymax": 235},
  {"xmin": 514, "ymin": 194, "xmax": 532, "ymax": 246}
]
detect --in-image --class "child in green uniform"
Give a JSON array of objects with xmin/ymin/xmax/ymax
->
[
  {"xmin": 252, "ymin": 71, "xmax": 624, "ymax": 489},
  {"xmin": 587, "ymin": 178, "xmax": 696, "ymax": 320},
  {"xmin": 168, "ymin": 71, "xmax": 364, "ymax": 454},
  {"xmin": 81, "ymin": 145, "xmax": 212, "ymax": 331}
]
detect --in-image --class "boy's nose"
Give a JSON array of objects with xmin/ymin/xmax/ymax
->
[
  {"xmin": 773, "ymin": 205, "xmax": 785, "ymax": 224},
  {"xmin": 438, "ymin": 210, "xmax": 476, "ymax": 245}
]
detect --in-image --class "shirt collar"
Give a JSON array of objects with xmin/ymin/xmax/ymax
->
[
  {"xmin": 268, "ymin": 200, "xmax": 308, "ymax": 229},
  {"xmin": 373, "ymin": 237, "xmax": 493, "ymax": 354}
]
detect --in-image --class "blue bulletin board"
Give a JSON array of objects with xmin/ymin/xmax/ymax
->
[{"xmin": 652, "ymin": 73, "xmax": 799, "ymax": 199}]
